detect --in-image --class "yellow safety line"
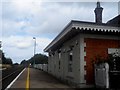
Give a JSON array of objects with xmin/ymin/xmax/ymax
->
[{"xmin": 26, "ymin": 67, "xmax": 30, "ymax": 90}]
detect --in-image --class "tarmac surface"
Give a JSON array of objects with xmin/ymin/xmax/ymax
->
[{"xmin": 9, "ymin": 67, "xmax": 72, "ymax": 89}]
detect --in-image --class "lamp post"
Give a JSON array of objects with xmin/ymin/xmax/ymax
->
[{"xmin": 33, "ymin": 37, "xmax": 36, "ymax": 66}]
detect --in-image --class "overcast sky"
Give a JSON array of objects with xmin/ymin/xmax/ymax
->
[{"xmin": 1, "ymin": 0, "xmax": 120, "ymax": 64}]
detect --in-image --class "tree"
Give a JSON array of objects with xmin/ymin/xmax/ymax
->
[
  {"xmin": 6, "ymin": 58, "xmax": 13, "ymax": 64},
  {"xmin": 0, "ymin": 42, "xmax": 1, "ymax": 64},
  {"xmin": 28, "ymin": 53, "xmax": 48, "ymax": 65},
  {"xmin": 14, "ymin": 63, "xmax": 19, "ymax": 65},
  {"xmin": 1, "ymin": 50, "xmax": 13, "ymax": 65},
  {"xmin": 20, "ymin": 60, "xmax": 29, "ymax": 67},
  {"xmin": 20, "ymin": 60, "xmax": 26, "ymax": 65},
  {"xmin": 108, "ymin": 54, "xmax": 120, "ymax": 71}
]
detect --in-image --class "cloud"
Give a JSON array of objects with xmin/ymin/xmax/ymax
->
[
  {"xmin": 2, "ymin": 2, "xmax": 118, "ymax": 37},
  {"xmin": 2, "ymin": 1, "xmax": 118, "ymax": 37},
  {"xmin": 118, "ymin": 1, "xmax": 120, "ymax": 14},
  {"xmin": 3, "ymin": 35, "xmax": 52, "ymax": 50},
  {"xmin": 6, "ymin": 0, "xmax": 119, "ymax": 2},
  {"xmin": 3, "ymin": 36, "xmax": 32, "ymax": 49},
  {"xmin": 2, "ymin": 35, "xmax": 52, "ymax": 63},
  {"xmin": 2, "ymin": 2, "xmax": 95, "ymax": 37},
  {"xmin": 1, "ymin": 1, "xmax": 119, "ymax": 63}
]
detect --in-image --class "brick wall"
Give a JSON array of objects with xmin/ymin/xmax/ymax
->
[{"xmin": 84, "ymin": 38, "xmax": 120, "ymax": 84}]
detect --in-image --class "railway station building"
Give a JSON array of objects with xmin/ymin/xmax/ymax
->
[{"xmin": 44, "ymin": 2, "xmax": 120, "ymax": 87}]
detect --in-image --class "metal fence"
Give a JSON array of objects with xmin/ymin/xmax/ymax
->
[{"xmin": 34, "ymin": 64, "xmax": 48, "ymax": 72}]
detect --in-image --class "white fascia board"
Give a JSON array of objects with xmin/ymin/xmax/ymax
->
[{"xmin": 72, "ymin": 23, "xmax": 120, "ymax": 32}]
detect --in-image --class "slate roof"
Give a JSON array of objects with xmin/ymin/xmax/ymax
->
[{"xmin": 107, "ymin": 15, "xmax": 120, "ymax": 27}]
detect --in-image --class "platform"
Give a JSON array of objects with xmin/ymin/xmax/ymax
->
[{"xmin": 7, "ymin": 67, "xmax": 72, "ymax": 89}]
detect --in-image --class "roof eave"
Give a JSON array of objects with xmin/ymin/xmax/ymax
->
[{"xmin": 44, "ymin": 21, "xmax": 120, "ymax": 52}]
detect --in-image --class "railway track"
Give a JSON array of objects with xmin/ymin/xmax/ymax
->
[{"xmin": 0, "ymin": 65, "xmax": 25, "ymax": 90}]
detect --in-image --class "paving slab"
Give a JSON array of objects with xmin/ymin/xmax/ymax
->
[
  {"xmin": 9, "ymin": 67, "xmax": 74, "ymax": 89},
  {"xmin": 29, "ymin": 68, "xmax": 71, "ymax": 88}
]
